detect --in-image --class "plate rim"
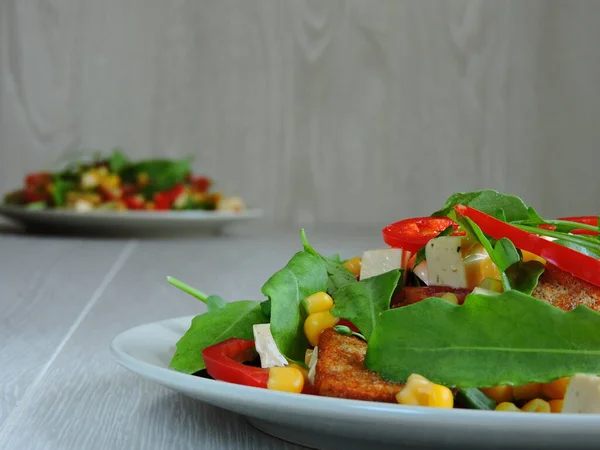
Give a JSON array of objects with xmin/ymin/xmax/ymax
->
[
  {"xmin": 0, "ymin": 203, "xmax": 263, "ymax": 221},
  {"xmin": 110, "ymin": 315, "xmax": 600, "ymax": 430}
]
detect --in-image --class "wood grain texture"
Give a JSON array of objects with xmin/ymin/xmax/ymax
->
[
  {"xmin": 1, "ymin": 0, "xmax": 599, "ymax": 223},
  {"xmin": 0, "ymin": 230, "xmax": 382, "ymax": 450},
  {"xmin": 0, "ymin": 236, "xmax": 127, "ymax": 427}
]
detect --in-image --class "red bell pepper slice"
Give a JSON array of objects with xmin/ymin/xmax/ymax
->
[
  {"xmin": 25, "ymin": 172, "xmax": 51, "ymax": 189},
  {"xmin": 123, "ymin": 194, "xmax": 145, "ymax": 210},
  {"xmin": 382, "ymin": 217, "xmax": 464, "ymax": 253},
  {"xmin": 154, "ymin": 184, "xmax": 186, "ymax": 210},
  {"xmin": 189, "ymin": 175, "xmax": 211, "ymax": 193},
  {"xmin": 202, "ymin": 338, "xmax": 269, "ymax": 388},
  {"xmin": 454, "ymin": 205, "xmax": 600, "ymax": 288}
]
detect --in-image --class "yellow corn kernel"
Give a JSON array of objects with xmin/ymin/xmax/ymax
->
[
  {"xmin": 396, "ymin": 374, "xmax": 452, "ymax": 408},
  {"xmin": 304, "ymin": 292, "xmax": 334, "ymax": 315},
  {"xmin": 137, "ymin": 172, "xmax": 150, "ymax": 186},
  {"xmin": 343, "ymin": 257, "xmax": 362, "ymax": 277},
  {"xmin": 304, "ymin": 311, "xmax": 339, "ymax": 347},
  {"xmin": 304, "ymin": 349, "xmax": 314, "ymax": 366},
  {"xmin": 495, "ymin": 402, "xmax": 521, "ymax": 412},
  {"xmin": 441, "ymin": 292, "xmax": 459, "ymax": 305},
  {"xmin": 102, "ymin": 174, "xmax": 121, "ymax": 189},
  {"xmin": 480, "ymin": 386, "xmax": 514, "ymax": 404},
  {"xmin": 287, "ymin": 363, "xmax": 309, "ymax": 384},
  {"xmin": 96, "ymin": 166, "xmax": 109, "ymax": 177},
  {"xmin": 541, "ymin": 377, "xmax": 570, "ymax": 400},
  {"xmin": 521, "ymin": 398, "xmax": 551, "ymax": 413},
  {"xmin": 267, "ymin": 367, "xmax": 304, "ymax": 393},
  {"xmin": 427, "ymin": 384, "xmax": 454, "ymax": 408},
  {"xmin": 549, "ymin": 399, "xmax": 563, "ymax": 413},
  {"xmin": 522, "ymin": 250, "xmax": 546, "ymax": 265},
  {"xmin": 513, "ymin": 382, "xmax": 541, "ymax": 400},
  {"xmin": 396, "ymin": 374, "xmax": 431, "ymax": 406}
]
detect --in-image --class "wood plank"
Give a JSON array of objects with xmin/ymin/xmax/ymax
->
[
  {"xmin": 0, "ymin": 231, "xmax": 381, "ymax": 449},
  {"xmin": 0, "ymin": 235, "xmax": 130, "ymax": 426}
]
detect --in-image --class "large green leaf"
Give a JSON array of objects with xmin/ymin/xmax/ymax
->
[
  {"xmin": 300, "ymin": 230, "xmax": 356, "ymax": 296},
  {"xmin": 169, "ymin": 301, "xmax": 268, "ymax": 374},
  {"xmin": 433, "ymin": 190, "xmax": 529, "ymax": 223},
  {"xmin": 261, "ymin": 251, "xmax": 328, "ymax": 362},
  {"xmin": 331, "ymin": 269, "xmax": 401, "ymax": 341},
  {"xmin": 365, "ymin": 291, "xmax": 600, "ymax": 388}
]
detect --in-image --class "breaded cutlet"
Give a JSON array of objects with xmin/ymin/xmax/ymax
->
[
  {"xmin": 532, "ymin": 264, "xmax": 600, "ymax": 312},
  {"xmin": 313, "ymin": 328, "xmax": 404, "ymax": 403}
]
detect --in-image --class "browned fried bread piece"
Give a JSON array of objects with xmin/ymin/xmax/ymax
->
[
  {"xmin": 314, "ymin": 328, "xmax": 404, "ymax": 403},
  {"xmin": 532, "ymin": 264, "xmax": 600, "ymax": 312}
]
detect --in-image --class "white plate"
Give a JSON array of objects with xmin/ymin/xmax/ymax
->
[
  {"xmin": 0, "ymin": 204, "xmax": 262, "ymax": 235},
  {"xmin": 110, "ymin": 316, "xmax": 600, "ymax": 450}
]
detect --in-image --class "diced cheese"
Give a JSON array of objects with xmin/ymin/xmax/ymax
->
[
  {"xmin": 413, "ymin": 260, "xmax": 429, "ymax": 285},
  {"xmin": 252, "ymin": 324, "xmax": 288, "ymax": 369},
  {"xmin": 307, "ymin": 346, "xmax": 319, "ymax": 385},
  {"xmin": 425, "ymin": 237, "xmax": 499, "ymax": 289},
  {"xmin": 81, "ymin": 171, "xmax": 99, "ymax": 189},
  {"xmin": 425, "ymin": 236, "xmax": 469, "ymax": 288},
  {"xmin": 359, "ymin": 249, "xmax": 404, "ymax": 280},
  {"xmin": 562, "ymin": 374, "xmax": 600, "ymax": 413},
  {"xmin": 74, "ymin": 199, "xmax": 93, "ymax": 212}
]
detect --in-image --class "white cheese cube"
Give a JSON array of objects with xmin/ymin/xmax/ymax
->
[
  {"xmin": 425, "ymin": 236, "xmax": 468, "ymax": 288},
  {"xmin": 413, "ymin": 260, "xmax": 429, "ymax": 285},
  {"xmin": 562, "ymin": 374, "xmax": 600, "ymax": 413},
  {"xmin": 252, "ymin": 324, "xmax": 288, "ymax": 369},
  {"xmin": 359, "ymin": 249, "xmax": 404, "ymax": 280}
]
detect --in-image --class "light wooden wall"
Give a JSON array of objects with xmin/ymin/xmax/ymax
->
[{"xmin": 1, "ymin": 0, "xmax": 598, "ymax": 225}]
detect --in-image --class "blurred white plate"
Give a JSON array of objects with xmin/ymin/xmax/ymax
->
[
  {"xmin": 0, "ymin": 204, "xmax": 262, "ymax": 235},
  {"xmin": 110, "ymin": 316, "xmax": 600, "ymax": 450}
]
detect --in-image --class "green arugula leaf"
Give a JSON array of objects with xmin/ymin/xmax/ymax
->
[
  {"xmin": 121, "ymin": 157, "xmax": 192, "ymax": 195},
  {"xmin": 169, "ymin": 301, "xmax": 268, "ymax": 374},
  {"xmin": 300, "ymin": 230, "xmax": 356, "ymax": 295},
  {"xmin": 453, "ymin": 214, "xmax": 520, "ymax": 291},
  {"xmin": 50, "ymin": 178, "xmax": 75, "ymax": 206},
  {"xmin": 25, "ymin": 201, "xmax": 47, "ymax": 210},
  {"xmin": 492, "ymin": 238, "xmax": 521, "ymax": 272},
  {"xmin": 493, "ymin": 209, "xmax": 507, "ymax": 222},
  {"xmin": 433, "ymin": 190, "xmax": 529, "ymax": 223},
  {"xmin": 331, "ymin": 269, "xmax": 401, "ymax": 341},
  {"xmin": 261, "ymin": 251, "xmax": 328, "ymax": 362},
  {"xmin": 167, "ymin": 276, "xmax": 227, "ymax": 311},
  {"xmin": 365, "ymin": 291, "xmax": 600, "ymax": 388},
  {"xmin": 504, "ymin": 261, "xmax": 545, "ymax": 295},
  {"xmin": 108, "ymin": 148, "xmax": 130, "ymax": 173}
]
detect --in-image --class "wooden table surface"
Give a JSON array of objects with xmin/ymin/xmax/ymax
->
[{"xmin": 0, "ymin": 222, "xmax": 382, "ymax": 450}]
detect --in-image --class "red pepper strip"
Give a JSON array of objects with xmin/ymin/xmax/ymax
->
[
  {"xmin": 202, "ymin": 338, "xmax": 269, "ymax": 388},
  {"xmin": 154, "ymin": 184, "xmax": 186, "ymax": 210},
  {"xmin": 25, "ymin": 172, "xmax": 51, "ymax": 189},
  {"xmin": 382, "ymin": 217, "xmax": 464, "ymax": 253},
  {"xmin": 454, "ymin": 205, "xmax": 600, "ymax": 288},
  {"xmin": 558, "ymin": 216, "xmax": 599, "ymax": 236},
  {"xmin": 123, "ymin": 194, "xmax": 145, "ymax": 210}
]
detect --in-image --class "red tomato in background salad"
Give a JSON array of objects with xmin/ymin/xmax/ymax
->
[
  {"xmin": 25, "ymin": 172, "xmax": 51, "ymax": 188},
  {"xmin": 382, "ymin": 217, "xmax": 464, "ymax": 253},
  {"xmin": 189, "ymin": 176, "xmax": 211, "ymax": 193}
]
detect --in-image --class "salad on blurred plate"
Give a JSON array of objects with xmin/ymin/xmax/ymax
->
[
  {"xmin": 3, "ymin": 149, "xmax": 245, "ymax": 213},
  {"xmin": 166, "ymin": 190, "xmax": 600, "ymax": 414}
]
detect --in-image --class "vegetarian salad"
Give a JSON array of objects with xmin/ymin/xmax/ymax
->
[
  {"xmin": 3, "ymin": 149, "xmax": 245, "ymax": 212},
  {"xmin": 167, "ymin": 190, "xmax": 600, "ymax": 414}
]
